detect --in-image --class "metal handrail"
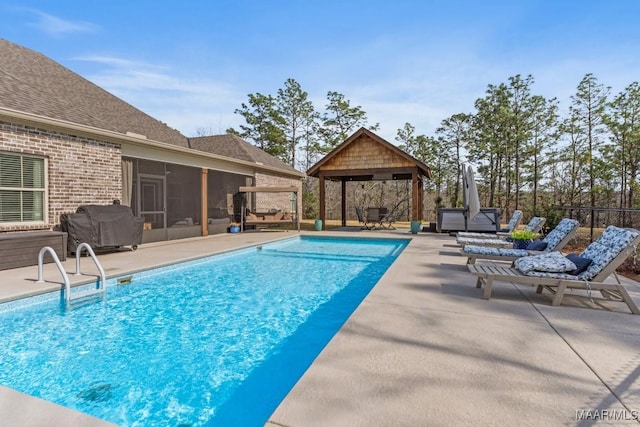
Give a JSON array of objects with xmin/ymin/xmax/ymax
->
[
  {"xmin": 36, "ymin": 247, "xmax": 71, "ymax": 298},
  {"xmin": 36, "ymin": 243, "xmax": 106, "ymax": 304},
  {"xmin": 73, "ymin": 243, "xmax": 106, "ymax": 301}
]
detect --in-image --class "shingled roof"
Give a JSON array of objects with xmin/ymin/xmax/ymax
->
[
  {"xmin": 0, "ymin": 38, "xmax": 188, "ymax": 147},
  {"xmin": 189, "ymin": 134, "xmax": 300, "ymax": 174}
]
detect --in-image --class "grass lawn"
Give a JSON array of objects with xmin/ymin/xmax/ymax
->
[{"xmin": 250, "ymin": 218, "xmax": 412, "ymax": 232}]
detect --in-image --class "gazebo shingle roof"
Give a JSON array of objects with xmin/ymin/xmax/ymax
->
[{"xmin": 307, "ymin": 127, "xmax": 431, "ymax": 178}]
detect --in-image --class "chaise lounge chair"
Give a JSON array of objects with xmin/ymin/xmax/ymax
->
[
  {"xmin": 468, "ymin": 225, "xmax": 640, "ymax": 314},
  {"xmin": 456, "ymin": 216, "xmax": 546, "ymax": 248},
  {"xmin": 457, "ymin": 210, "xmax": 523, "ymax": 239},
  {"xmin": 461, "ymin": 218, "xmax": 579, "ymax": 264}
]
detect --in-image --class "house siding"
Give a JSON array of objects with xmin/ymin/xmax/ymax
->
[
  {"xmin": 0, "ymin": 120, "xmax": 121, "ymax": 232},
  {"xmin": 254, "ymin": 172, "xmax": 302, "ymax": 215}
]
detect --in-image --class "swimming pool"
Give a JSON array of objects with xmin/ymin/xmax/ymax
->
[{"xmin": 0, "ymin": 235, "xmax": 407, "ymax": 426}]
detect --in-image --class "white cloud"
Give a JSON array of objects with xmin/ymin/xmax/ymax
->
[
  {"xmin": 70, "ymin": 27, "xmax": 640, "ymax": 145},
  {"xmin": 26, "ymin": 10, "xmax": 98, "ymax": 36},
  {"xmin": 301, "ymin": 47, "xmax": 491, "ymax": 142},
  {"xmin": 73, "ymin": 55, "xmax": 246, "ymax": 136}
]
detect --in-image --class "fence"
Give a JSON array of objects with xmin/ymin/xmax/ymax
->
[{"xmin": 554, "ymin": 206, "xmax": 640, "ymax": 241}]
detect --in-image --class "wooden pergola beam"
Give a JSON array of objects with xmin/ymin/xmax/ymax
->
[{"xmin": 239, "ymin": 186, "xmax": 298, "ymax": 193}]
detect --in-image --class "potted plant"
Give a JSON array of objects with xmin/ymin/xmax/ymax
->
[
  {"xmin": 229, "ymin": 222, "xmax": 241, "ymax": 233},
  {"xmin": 510, "ymin": 229, "xmax": 538, "ymax": 249}
]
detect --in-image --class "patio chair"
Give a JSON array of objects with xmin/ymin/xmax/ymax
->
[
  {"xmin": 372, "ymin": 206, "xmax": 397, "ymax": 230},
  {"xmin": 355, "ymin": 207, "xmax": 375, "ymax": 230},
  {"xmin": 457, "ymin": 210, "xmax": 522, "ymax": 239},
  {"xmin": 468, "ymin": 225, "xmax": 640, "ymax": 314},
  {"xmin": 461, "ymin": 218, "xmax": 579, "ymax": 264},
  {"xmin": 456, "ymin": 216, "xmax": 546, "ymax": 247},
  {"xmin": 379, "ymin": 210, "xmax": 396, "ymax": 230}
]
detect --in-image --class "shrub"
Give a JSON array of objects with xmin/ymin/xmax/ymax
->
[{"xmin": 511, "ymin": 229, "xmax": 539, "ymax": 241}]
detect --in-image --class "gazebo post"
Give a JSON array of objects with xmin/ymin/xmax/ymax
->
[
  {"xmin": 341, "ymin": 179, "xmax": 347, "ymax": 227},
  {"xmin": 418, "ymin": 176, "xmax": 424, "ymax": 221},
  {"xmin": 319, "ymin": 172, "xmax": 326, "ymax": 230},
  {"xmin": 201, "ymin": 168, "xmax": 208, "ymax": 237},
  {"xmin": 412, "ymin": 170, "xmax": 422, "ymax": 222}
]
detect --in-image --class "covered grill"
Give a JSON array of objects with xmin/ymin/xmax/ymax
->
[{"xmin": 61, "ymin": 204, "xmax": 144, "ymax": 253}]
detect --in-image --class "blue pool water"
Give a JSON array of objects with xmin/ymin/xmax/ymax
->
[{"xmin": 0, "ymin": 236, "xmax": 407, "ymax": 426}]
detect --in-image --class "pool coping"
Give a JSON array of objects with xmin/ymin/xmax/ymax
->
[
  {"xmin": 267, "ymin": 231, "xmax": 640, "ymax": 426},
  {"xmin": 1, "ymin": 229, "xmax": 640, "ymax": 426}
]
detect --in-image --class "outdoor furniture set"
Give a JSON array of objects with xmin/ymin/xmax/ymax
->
[
  {"xmin": 355, "ymin": 207, "xmax": 396, "ymax": 230},
  {"xmin": 451, "ymin": 213, "xmax": 640, "ymax": 315}
]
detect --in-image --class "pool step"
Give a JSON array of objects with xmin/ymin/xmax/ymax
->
[
  {"xmin": 68, "ymin": 287, "xmax": 105, "ymax": 303},
  {"xmin": 37, "ymin": 242, "xmax": 106, "ymax": 306}
]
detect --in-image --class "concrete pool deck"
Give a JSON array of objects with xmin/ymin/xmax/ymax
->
[{"xmin": 1, "ymin": 229, "xmax": 640, "ymax": 426}]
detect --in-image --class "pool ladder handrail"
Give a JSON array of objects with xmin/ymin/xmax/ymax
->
[{"xmin": 37, "ymin": 243, "xmax": 106, "ymax": 304}]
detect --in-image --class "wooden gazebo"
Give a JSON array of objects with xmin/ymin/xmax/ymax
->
[{"xmin": 307, "ymin": 128, "xmax": 431, "ymax": 229}]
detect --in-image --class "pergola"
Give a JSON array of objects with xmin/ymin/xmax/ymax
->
[
  {"xmin": 238, "ymin": 186, "xmax": 301, "ymax": 232},
  {"xmin": 307, "ymin": 128, "xmax": 431, "ymax": 229}
]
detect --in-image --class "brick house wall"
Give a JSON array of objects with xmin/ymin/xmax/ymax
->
[
  {"xmin": 0, "ymin": 120, "xmax": 122, "ymax": 232},
  {"xmin": 254, "ymin": 172, "xmax": 302, "ymax": 216}
]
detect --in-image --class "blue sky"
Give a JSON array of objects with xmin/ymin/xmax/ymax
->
[{"xmin": 1, "ymin": 0, "xmax": 639, "ymax": 143}]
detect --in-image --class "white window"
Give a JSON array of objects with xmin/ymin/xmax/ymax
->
[{"xmin": 0, "ymin": 152, "xmax": 47, "ymax": 223}]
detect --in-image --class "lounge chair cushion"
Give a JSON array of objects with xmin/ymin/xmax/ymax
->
[
  {"xmin": 542, "ymin": 218, "xmax": 579, "ymax": 250},
  {"xmin": 458, "ymin": 232, "xmax": 499, "ymax": 238},
  {"xmin": 578, "ymin": 226, "xmax": 639, "ymax": 280},
  {"xmin": 525, "ymin": 217, "xmax": 546, "ymax": 233},
  {"xmin": 462, "ymin": 245, "xmax": 528, "ymax": 257},
  {"xmin": 519, "ymin": 227, "xmax": 637, "ymax": 281},
  {"xmin": 565, "ymin": 253, "xmax": 592, "ymax": 275},
  {"xmin": 505, "ymin": 210, "xmax": 523, "ymax": 231},
  {"xmin": 527, "ymin": 239, "xmax": 548, "ymax": 251},
  {"xmin": 457, "ymin": 237, "xmax": 511, "ymax": 246},
  {"xmin": 515, "ymin": 251, "xmax": 577, "ymax": 275}
]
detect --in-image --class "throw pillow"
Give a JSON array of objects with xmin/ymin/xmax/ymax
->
[
  {"xmin": 527, "ymin": 239, "xmax": 548, "ymax": 251},
  {"xmin": 565, "ymin": 253, "xmax": 593, "ymax": 276},
  {"xmin": 515, "ymin": 251, "xmax": 577, "ymax": 275}
]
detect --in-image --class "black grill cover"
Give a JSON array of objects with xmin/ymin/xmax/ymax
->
[{"xmin": 61, "ymin": 205, "xmax": 144, "ymax": 253}]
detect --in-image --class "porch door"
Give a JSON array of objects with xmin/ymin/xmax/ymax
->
[{"xmin": 138, "ymin": 174, "xmax": 166, "ymax": 234}]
